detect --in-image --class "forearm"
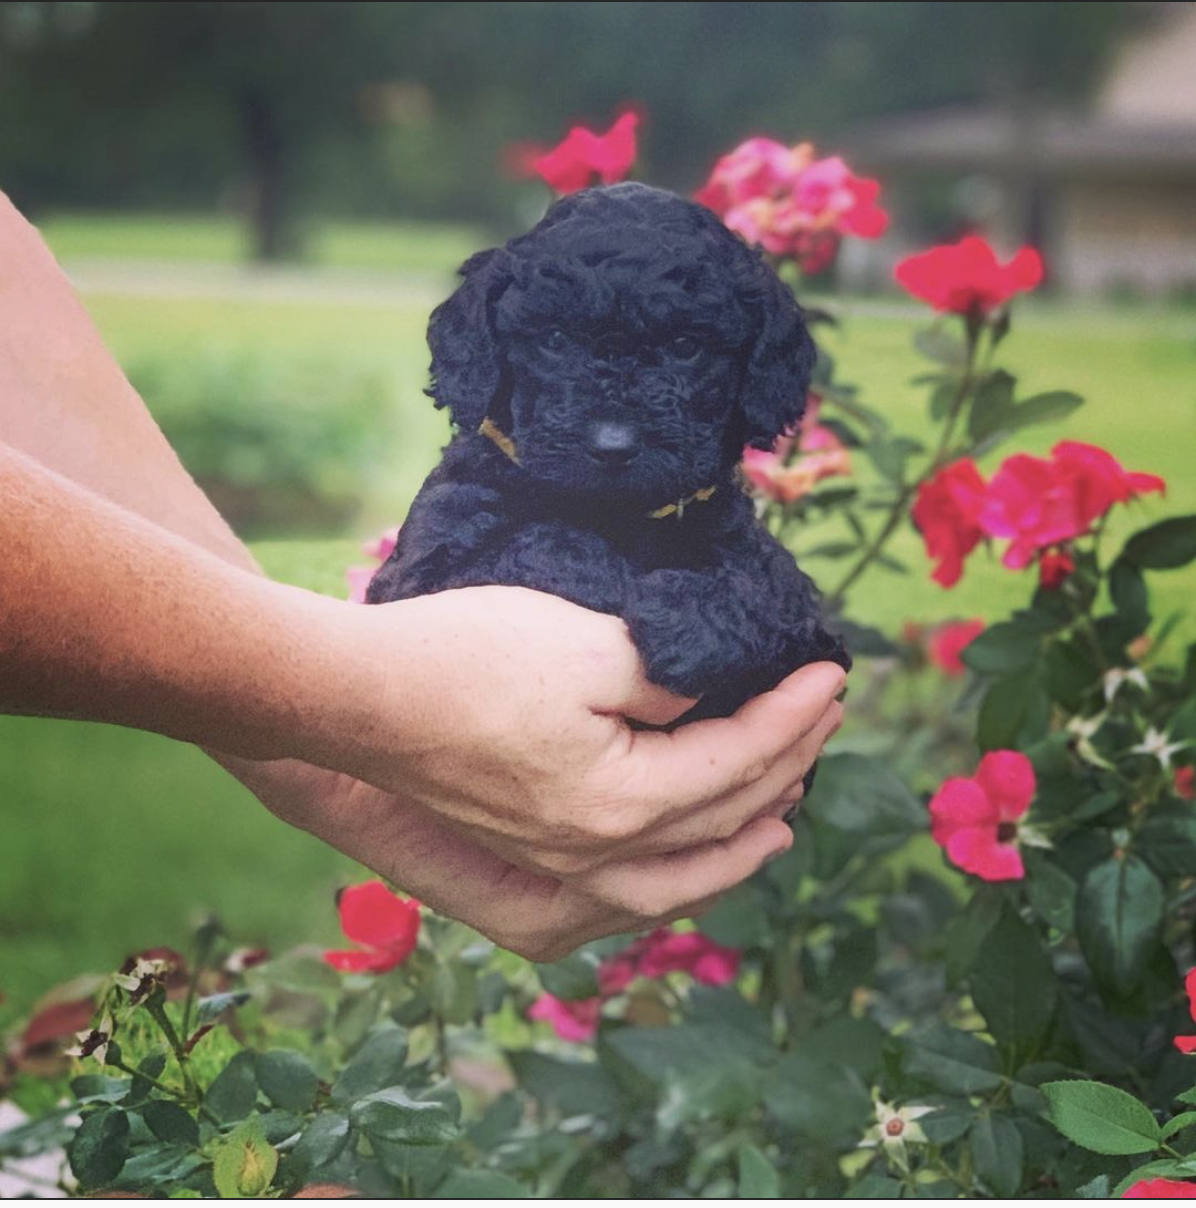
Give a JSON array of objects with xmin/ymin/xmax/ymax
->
[
  {"xmin": 0, "ymin": 441, "xmax": 381, "ymax": 764},
  {"xmin": 0, "ymin": 192, "xmax": 254, "ymax": 571}
]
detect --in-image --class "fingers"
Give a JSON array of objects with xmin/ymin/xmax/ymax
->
[
  {"xmin": 571, "ymin": 815, "xmax": 792, "ymax": 918},
  {"xmin": 618, "ymin": 662, "xmax": 846, "ymax": 821},
  {"xmin": 611, "ymin": 689, "xmax": 844, "ymax": 859}
]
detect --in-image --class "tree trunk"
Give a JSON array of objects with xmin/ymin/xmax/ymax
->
[{"xmin": 237, "ymin": 86, "xmax": 292, "ymax": 262}]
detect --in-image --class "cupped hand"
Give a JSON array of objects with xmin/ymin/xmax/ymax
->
[
  {"xmin": 328, "ymin": 586, "xmax": 845, "ymax": 892},
  {"xmin": 221, "ymin": 754, "xmax": 792, "ymax": 961}
]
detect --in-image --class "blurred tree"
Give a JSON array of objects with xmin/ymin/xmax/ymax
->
[{"xmin": 0, "ymin": 0, "xmax": 1139, "ymax": 258}]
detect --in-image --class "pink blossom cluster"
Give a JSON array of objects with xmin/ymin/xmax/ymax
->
[
  {"xmin": 527, "ymin": 926, "xmax": 740, "ymax": 1043},
  {"xmin": 695, "ymin": 138, "xmax": 888, "ymax": 273},
  {"xmin": 740, "ymin": 393, "xmax": 852, "ymax": 503}
]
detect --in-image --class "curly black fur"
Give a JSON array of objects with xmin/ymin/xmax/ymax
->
[{"xmin": 368, "ymin": 183, "xmax": 850, "ymax": 724}]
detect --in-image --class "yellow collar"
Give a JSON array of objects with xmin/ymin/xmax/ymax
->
[{"xmin": 478, "ymin": 417, "xmax": 717, "ymax": 521}]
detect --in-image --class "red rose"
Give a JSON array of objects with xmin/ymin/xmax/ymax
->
[
  {"xmin": 324, "ymin": 881, "xmax": 421, "ymax": 973},
  {"xmin": 927, "ymin": 619, "xmax": 985, "ymax": 676},
  {"xmin": 524, "ymin": 111, "xmax": 639, "ymax": 195},
  {"xmin": 911, "ymin": 460, "xmax": 988, "ymax": 587},
  {"xmin": 929, "ymin": 751, "xmax": 1036, "ymax": 881},
  {"xmin": 1123, "ymin": 1178, "xmax": 1196, "ymax": 1198},
  {"xmin": 1037, "ymin": 549, "xmax": 1076, "ymax": 589},
  {"xmin": 980, "ymin": 443, "xmax": 1165, "ymax": 572},
  {"xmin": 1174, "ymin": 968, "xmax": 1196, "ymax": 1055},
  {"xmin": 895, "ymin": 235, "xmax": 1043, "ymax": 314},
  {"xmin": 526, "ymin": 992, "xmax": 602, "ymax": 1042}
]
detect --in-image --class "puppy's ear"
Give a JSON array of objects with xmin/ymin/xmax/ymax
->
[
  {"xmin": 739, "ymin": 272, "xmax": 816, "ymax": 450},
  {"xmin": 426, "ymin": 248, "xmax": 513, "ymax": 432}
]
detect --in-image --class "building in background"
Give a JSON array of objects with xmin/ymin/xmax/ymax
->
[{"xmin": 842, "ymin": 2, "xmax": 1196, "ymax": 297}]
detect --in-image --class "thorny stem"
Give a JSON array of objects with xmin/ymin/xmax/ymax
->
[{"xmin": 826, "ymin": 322, "xmax": 984, "ymax": 609}]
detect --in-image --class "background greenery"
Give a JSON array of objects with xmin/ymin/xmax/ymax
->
[
  {"xmin": 0, "ymin": 2, "xmax": 1135, "ymax": 256},
  {"xmin": 1, "ymin": 213, "xmax": 1192, "ymax": 1034}
]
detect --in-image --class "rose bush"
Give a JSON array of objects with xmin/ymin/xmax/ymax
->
[{"xmin": 3, "ymin": 121, "xmax": 1194, "ymax": 1199}]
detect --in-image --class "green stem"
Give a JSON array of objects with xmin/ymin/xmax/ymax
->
[{"xmin": 826, "ymin": 323, "xmax": 982, "ymax": 608}]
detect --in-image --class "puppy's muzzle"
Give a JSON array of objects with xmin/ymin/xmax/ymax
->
[{"xmin": 587, "ymin": 420, "xmax": 638, "ymax": 467}]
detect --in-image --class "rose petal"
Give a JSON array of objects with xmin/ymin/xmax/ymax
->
[
  {"xmin": 975, "ymin": 750, "xmax": 1036, "ymax": 822},
  {"xmin": 336, "ymin": 882, "xmax": 421, "ymax": 951},
  {"xmin": 944, "ymin": 827, "xmax": 1025, "ymax": 881}
]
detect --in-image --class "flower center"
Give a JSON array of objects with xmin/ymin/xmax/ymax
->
[
  {"xmin": 885, "ymin": 1118, "xmax": 905, "ymax": 1137},
  {"xmin": 996, "ymin": 821, "xmax": 1018, "ymax": 844}
]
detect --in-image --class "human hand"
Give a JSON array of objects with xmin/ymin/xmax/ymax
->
[
  {"xmin": 315, "ymin": 586, "xmax": 845, "ymax": 904},
  {"xmin": 220, "ymin": 753, "xmax": 798, "ymax": 961}
]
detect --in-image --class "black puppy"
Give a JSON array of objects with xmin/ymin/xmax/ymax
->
[{"xmin": 368, "ymin": 182, "xmax": 849, "ymax": 724}]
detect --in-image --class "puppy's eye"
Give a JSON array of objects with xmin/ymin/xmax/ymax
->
[
  {"xmin": 668, "ymin": 335, "xmax": 701, "ymax": 361},
  {"xmin": 540, "ymin": 328, "xmax": 569, "ymax": 353}
]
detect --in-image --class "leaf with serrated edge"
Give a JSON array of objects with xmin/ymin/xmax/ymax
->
[{"xmin": 1043, "ymin": 1080, "xmax": 1161, "ymax": 1155}]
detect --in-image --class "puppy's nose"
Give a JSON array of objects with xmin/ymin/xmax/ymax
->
[{"xmin": 587, "ymin": 421, "xmax": 638, "ymax": 466}]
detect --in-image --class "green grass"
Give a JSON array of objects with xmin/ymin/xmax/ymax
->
[
  {"xmin": 2, "ymin": 232, "xmax": 1193, "ymax": 1025},
  {"xmin": 38, "ymin": 211, "xmax": 485, "ymax": 275}
]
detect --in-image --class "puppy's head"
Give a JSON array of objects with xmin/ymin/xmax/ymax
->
[{"xmin": 427, "ymin": 182, "xmax": 814, "ymax": 506}]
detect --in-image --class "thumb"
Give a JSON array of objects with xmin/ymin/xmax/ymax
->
[
  {"xmin": 619, "ymin": 670, "xmax": 700, "ymax": 728},
  {"xmin": 581, "ymin": 614, "xmax": 699, "ymax": 726}
]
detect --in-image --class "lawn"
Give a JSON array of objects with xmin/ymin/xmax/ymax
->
[{"xmin": 1, "ymin": 214, "xmax": 1193, "ymax": 1026}]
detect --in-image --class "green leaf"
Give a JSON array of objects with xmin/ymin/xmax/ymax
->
[
  {"xmin": 696, "ymin": 885, "xmax": 769, "ymax": 948},
  {"xmin": 434, "ymin": 1170, "xmax": 531, "ymax": 1198},
  {"xmin": 805, "ymin": 753, "xmax": 925, "ymax": 841},
  {"xmin": 919, "ymin": 1105, "xmax": 975, "ymax": 1144},
  {"xmin": 204, "ymin": 1050, "xmax": 258, "ymax": 1123},
  {"xmin": 1076, "ymin": 855, "xmax": 1165, "ymax": 999},
  {"xmin": 928, "ymin": 379, "xmax": 956, "ymax": 421},
  {"xmin": 1008, "ymin": 390, "xmax": 1084, "ymax": 431},
  {"xmin": 535, "ymin": 953, "xmax": 599, "ymax": 1001},
  {"xmin": 212, "ymin": 1119, "xmax": 278, "ymax": 1198},
  {"xmin": 864, "ymin": 436, "xmax": 923, "ymax": 484},
  {"xmin": 944, "ymin": 884, "xmax": 1005, "ymax": 987},
  {"xmin": 68, "ymin": 1107, "xmax": 130, "ymax": 1189},
  {"xmin": 509, "ymin": 1051, "xmax": 626, "ymax": 1121},
  {"xmin": 350, "ymin": 1086, "xmax": 458, "ymax": 1146},
  {"xmin": 960, "ymin": 620, "xmax": 1042, "ymax": 675},
  {"xmin": 254, "ymin": 1050, "xmax": 318, "ymax": 1112},
  {"xmin": 330, "ymin": 1024, "xmax": 408, "ymax": 1105},
  {"xmin": 1177, "ymin": 1088, "xmax": 1196, "ymax": 1108},
  {"xmin": 290, "ymin": 1112, "xmax": 352, "ymax": 1174},
  {"xmin": 737, "ymin": 1144, "xmax": 780, "ymax": 1198},
  {"xmin": 1135, "ymin": 810, "xmax": 1196, "ymax": 878},
  {"xmin": 978, "ymin": 669, "xmax": 1050, "ymax": 751},
  {"xmin": 429, "ymin": 960, "xmax": 480, "ymax": 1025},
  {"xmin": 903, "ymin": 1023, "xmax": 1002, "ymax": 1095},
  {"xmin": 71, "ymin": 1074, "xmax": 131, "ymax": 1103},
  {"xmin": 141, "ymin": 1099, "xmax": 200, "ymax": 1147},
  {"xmin": 1109, "ymin": 558, "xmax": 1151, "ymax": 636},
  {"xmin": 125, "ymin": 1053, "xmax": 168, "ymax": 1107},
  {"xmin": 971, "ymin": 1113, "xmax": 1024, "ymax": 1198},
  {"xmin": 847, "ymin": 1175, "xmax": 905, "ymax": 1198},
  {"xmin": 1024, "ymin": 853, "xmax": 1077, "ymax": 932},
  {"xmin": 193, "ymin": 991, "xmax": 249, "ymax": 1026},
  {"xmin": 762, "ymin": 1054, "xmax": 872, "ymax": 1143},
  {"xmin": 1076, "ymin": 1174, "xmax": 1111, "ymax": 1198},
  {"xmin": 968, "ymin": 369, "xmax": 1016, "ymax": 440},
  {"xmin": 1121, "ymin": 515, "xmax": 1196, "ymax": 570},
  {"xmin": 970, "ymin": 906, "xmax": 1057, "ymax": 1049},
  {"xmin": 1162, "ymin": 1112, "xmax": 1196, "ymax": 1140},
  {"xmin": 1042, "ymin": 1080, "xmax": 1161, "ymax": 1155}
]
